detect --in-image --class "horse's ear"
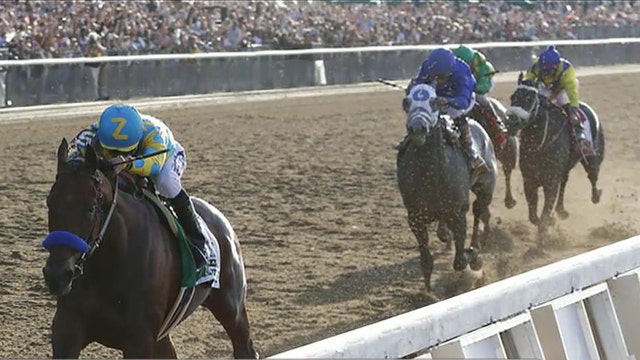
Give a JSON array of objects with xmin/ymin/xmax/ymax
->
[
  {"xmin": 518, "ymin": 72, "xmax": 523, "ymax": 85},
  {"xmin": 85, "ymin": 145, "xmax": 98, "ymax": 171},
  {"xmin": 56, "ymin": 138, "xmax": 69, "ymax": 173}
]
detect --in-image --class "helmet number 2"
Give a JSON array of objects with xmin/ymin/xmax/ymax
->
[{"xmin": 111, "ymin": 118, "xmax": 129, "ymax": 140}]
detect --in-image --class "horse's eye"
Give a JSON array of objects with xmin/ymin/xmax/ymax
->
[{"xmin": 88, "ymin": 205, "xmax": 96, "ymax": 214}]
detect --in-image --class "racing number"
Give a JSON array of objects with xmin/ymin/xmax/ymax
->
[
  {"xmin": 111, "ymin": 117, "xmax": 129, "ymax": 140},
  {"xmin": 412, "ymin": 88, "xmax": 431, "ymax": 102}
]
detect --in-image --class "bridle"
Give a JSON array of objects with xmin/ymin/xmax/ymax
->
[{"xmin": 54, "ymin": 168, "xmax": 120, "ymax": 280}]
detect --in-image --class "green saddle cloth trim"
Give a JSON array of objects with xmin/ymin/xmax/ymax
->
[{"xmin": 142, "ymin": 189, "xmax": 197, "ymax": 287}]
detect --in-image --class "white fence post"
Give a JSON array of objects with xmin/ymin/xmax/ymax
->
[{"xmin": 607, "ymin": 271, "xmax": 640, "ymax": 358}]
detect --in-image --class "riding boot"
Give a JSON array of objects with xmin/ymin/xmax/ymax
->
[
  {"xmin": 170, "ymin": 189, "xmax": 207, "ymax": 270},
  {"xmin": 565, "ymin": 105, "xmax": 596, "ymax": 157},
  {"xmin": 572, "ymin": 121, "xmax": 596, "ymax": 157},
  {"xmin": 454, "ymin": 116, "xmax": 489, "ymax": 175}
]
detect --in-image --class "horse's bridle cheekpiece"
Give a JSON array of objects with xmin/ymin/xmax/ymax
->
[{"xmin": 42, "ymin": 170, "xmax": 120, "ymax": 280}]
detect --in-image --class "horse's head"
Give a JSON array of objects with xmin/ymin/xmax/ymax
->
[
  {"xmin": 505, "ymin": 72, "xmax": 541, "ymax": 135},
  {"xmin": 42, "ymin": 138, "xmax": 116, "ymax": 296},
  {"xmin": 405, "ymin": 83, "xmax": 441, "ymax": 147}
]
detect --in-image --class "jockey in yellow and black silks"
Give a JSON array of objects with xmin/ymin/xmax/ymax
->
[{"xmin": 524, "ymin": 45, "xmax": 594, "ymax": 155}]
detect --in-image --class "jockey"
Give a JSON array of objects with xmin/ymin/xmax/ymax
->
[
  {"xmin": 67, "ymin": 104, "xmax": 207, "ymax": 270},
  {"xmin": 524, "ymin": 45, "xmax": 594, "ymax": 155},
  {"xmin": 396, "ymin": 47, "xmax": 489, "ymax": 175},
  {"xmin": 453, "ymin": 45, "xmax": 509, "ymax": 149}
]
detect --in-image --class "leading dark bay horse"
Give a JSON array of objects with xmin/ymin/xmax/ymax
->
[
  {"xmin": 468, "ymin": 97, "xmax": 519, "ymax": 209},
  {"xmin": 505, "ymin": 74, "xmax": 605, "ymax": 246},
  {"xmin": 41, "ymin": 139, "xmax": 259, "ymax": 359},
  {"xmin": 396, "ymin": 83, "xmax": 497, "ymax": 291}
]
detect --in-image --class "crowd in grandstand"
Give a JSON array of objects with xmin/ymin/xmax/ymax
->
[{"xmin": 0, "ymin": 0, "xmax": 638, "ymax": 59}]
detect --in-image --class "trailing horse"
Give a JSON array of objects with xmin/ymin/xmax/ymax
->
[
  {"xmin": 505, "ymin": 74, "xmax": 605, "ymax": 246},
  {"xmin": 396, "ymin": 83, "xmax": 497, "ymax": 291},
  {"xmin": 41, "ymin": 139, "xmax": 259, "ymax": 359},
  {"xmin": 468, "ymin": 97, "xmax": 519, "ymax": 209}
]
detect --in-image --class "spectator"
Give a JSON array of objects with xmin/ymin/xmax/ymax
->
[
  {"xmin": 83, "ymin": 31, "xmax": 108, "ymax": 101},
  {"xmin": 0, "ymin": 0, "xmax": 639, "ymax": 59}
]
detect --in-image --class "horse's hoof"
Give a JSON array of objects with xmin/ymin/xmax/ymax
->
[
  {"xmin": 505, "ymin": 197, "xmax": 517, "ymax": 209},
  {"xmin": 469, "ymin": 252, "xmax": 483, "ymax": 271},
  {"xmin": 529, "ymin": 215, "xmax": 540, "ymax": 226},
  {"xmin": 437, "ymin": 227, "xmax": 451, "ymax": 244},
  {"xmin": 556, "ymin": 208, "xmax": 570, "ymax": 220},
  {"xmin": 453, "ymin": 253, "xmax": 469, "ymax": 271},
  {"xmin": 592, "ymin": 189, "xmax": 602, "ymax": 204}
]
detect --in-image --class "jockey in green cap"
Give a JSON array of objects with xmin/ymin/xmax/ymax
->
[{"xmin": 453, "ymin": 45, "xmax": 508, "ymax": 149}]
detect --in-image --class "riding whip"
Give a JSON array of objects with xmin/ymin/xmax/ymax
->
[
  {"xmin": 376, "ymin": 78, "xmax": 406, "ymax": 91},
  {"xmin": 110, "ymin": 148, "xmax": 171, "ymax": 166}
]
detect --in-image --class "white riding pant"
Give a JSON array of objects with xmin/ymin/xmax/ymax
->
[
  {"xmin": 447, "ymin": 92, "xmax": 476, "ymax": 118},
  {"xmin": 152, "ymin": 141, "xmax": 186, "ymax": 199},
  {"xmin": 446, "ymin": 93, "xmax": 481, "ymax": 158},
  {"xmin": 538, "ymin": 79, "xmax": 580, "ymax": 107}
]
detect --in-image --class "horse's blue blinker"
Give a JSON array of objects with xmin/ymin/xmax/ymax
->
[{"xmin": 42, "ymin": 231, "xmax": 90, "ymax": 253}]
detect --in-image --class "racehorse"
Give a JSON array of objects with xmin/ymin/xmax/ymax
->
[
  {"xmin": 42, "ymin": 139, "xmax": 259, "ymax": 359},
  {"xmin": 468, "ymin": 97, "xmax": 519, "ymax": 209},
  {"xmin": 505, "ymin": 74, "xmax": 605, "ymax": 246},
  {"xmin": 396, "ymin": 83, "xmax": 497, "ymax": 291}
]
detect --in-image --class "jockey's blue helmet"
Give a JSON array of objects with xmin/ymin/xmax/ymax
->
[
  {"xmin": 97, "ymin": 104, "xmax": 144, "ymax": 153},
  {"xmin": 421, "ymin": 48, "xmax": 456, "ymax": 78},
  {"xmin": 538, "ymin": 45, "xmax": 561, "ymax": 71}
]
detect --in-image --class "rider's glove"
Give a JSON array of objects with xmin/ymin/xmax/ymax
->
[{"xmin": 110, "ymin": 155, "xmax": 133, "ymax": 173}]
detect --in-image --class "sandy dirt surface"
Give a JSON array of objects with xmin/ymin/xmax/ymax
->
[{"xmin": 0, "ymin": 71, "xmax": 639, "ymax": 358}]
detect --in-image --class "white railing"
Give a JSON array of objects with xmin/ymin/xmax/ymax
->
[
  {"xmin": 269, "ymin": 235, "xmax": 640, "ymax": 359},
  {"xmin": 1, "ymin": 37, "xmax": 640, "ymax": 67}
]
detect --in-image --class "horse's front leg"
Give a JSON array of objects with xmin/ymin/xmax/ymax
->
[
  {"xmin": 523, "ymin": 178, "xmax": 539, "ymax": 225},
  {"xmin": 51, "ymin": 307, "xmax": 90, "ymax": 359},
  {"xmin": 582, "ymin": 156, "xmax": 603, "ymax": 204},
  {"xmin": 436, "ymin": 221, "xmax": 453, "ymax": 252},
  {"xmin": 503, "ymin": 136, "xmax": 518, "ymax": 209},
  {"xmin": 408, "ymin": 210, "xmax": 434, "ymax": 291},
  {"xmin": 555, "ymin": 171, "xmax": 570, "ymax": 219},
  {"xmin": 448, "ymin": 212, "xmax": 474, "ymax": 272},
  {"xmin": 122, "ymin": 328, "xmax": 158, "ymax": 359},
  {"xmin": 539, "ymin": 180, "xmax": 560, "ymax": 247}
]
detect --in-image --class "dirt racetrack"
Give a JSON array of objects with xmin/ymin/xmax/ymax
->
[{"xmin": 1, "ymin": 68, "xmax": 639, "ymax": 358}]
